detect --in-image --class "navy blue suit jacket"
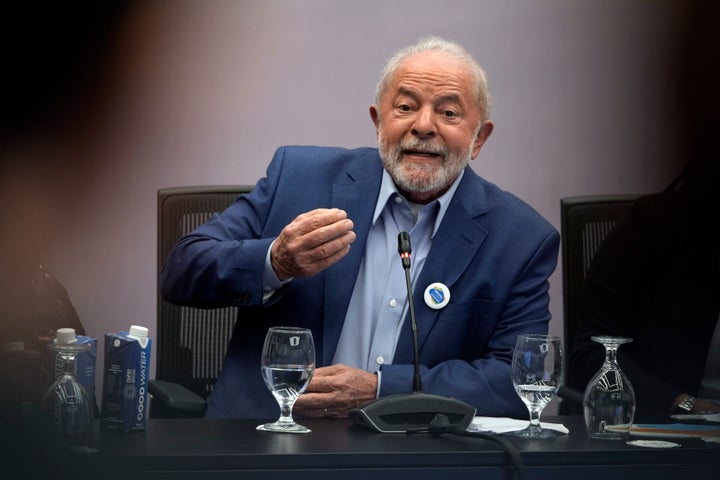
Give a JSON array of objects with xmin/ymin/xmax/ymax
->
[{"xmin": 161, "ymin": 146, "xmax": 560, "ymax": 419}]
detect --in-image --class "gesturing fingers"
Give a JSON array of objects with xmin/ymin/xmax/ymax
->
[{"xmin": 272, "ymin": 209, "xmax": 356, "ymax": 279}]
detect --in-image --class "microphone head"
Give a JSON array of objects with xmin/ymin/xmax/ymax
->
[
  {"xmin": 398, "ymin": 232, "xmax": 412, "ymax": 268},
  {"xmin": 397, "ymin": 231, "xmax": 412, "ymax": 254}
]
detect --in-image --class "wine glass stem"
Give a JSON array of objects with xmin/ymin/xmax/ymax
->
[
  {"xmin": 605, "ymin": 346, "xmax": 618, "ymax": 364},
  {"xmin": 528, "ymin": 407, "xmax": 542, "ymax": 429},
  {"xmin": 278, "ymin": 402, "xmax": 295, "ymax": 425}
]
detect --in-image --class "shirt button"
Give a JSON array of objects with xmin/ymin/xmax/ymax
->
[
  {"xmin": 376, "ymin": 355, "xmax": 385, "ymax": 365},
  {"xmin": 389, "ymin": 298, "xmax": 398, "ymax": 308},
  {"xmin": 394, "ymin": 196, "xmax": 403, "ymax": 204}
]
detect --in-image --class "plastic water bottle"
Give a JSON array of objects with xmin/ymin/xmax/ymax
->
[
  {"xmin": 40, "ymin": 328, "xmax": 93, "ymax": 447},
  {"xmin": 48, "ymin": 329, "xmax": 98, "ymax": 417}
]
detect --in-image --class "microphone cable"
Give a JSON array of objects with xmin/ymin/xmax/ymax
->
[{"xmin": 406, "ymin": 414, "xmax": 526, "ymax": 480}]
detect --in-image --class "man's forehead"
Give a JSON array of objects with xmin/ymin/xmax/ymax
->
[{"xmin": 386, "ymin": 52, "xmax": 474, "ymax": 99}]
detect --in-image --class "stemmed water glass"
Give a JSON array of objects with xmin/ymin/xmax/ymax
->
[
  {"xmin": 583, "ymin": 336, "xmax": 635, "ymax": 439},
  {"xmin": 257, "ymin": 326, "xmax": 315, "ymax": 433},
  {"xmin": 511, "ymin": 334, "xmax": 563, "ymax": 439}
]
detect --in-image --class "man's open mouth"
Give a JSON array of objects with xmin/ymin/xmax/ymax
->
[{"xmin": 403, "ymin": 149, "xmax": 442, "ymax": 158}]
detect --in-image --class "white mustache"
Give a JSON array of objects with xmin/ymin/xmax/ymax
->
[{"xmin": 398, "ymin": 138, "xmax": 448, "ymax": 157}]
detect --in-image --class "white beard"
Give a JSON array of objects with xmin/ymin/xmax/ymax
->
[{"xmin": 378, "ymin": 133, "xmax": 472, "ymax": 195}]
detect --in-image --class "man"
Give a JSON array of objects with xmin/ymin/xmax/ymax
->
[
  {"xmin": 569, "ymin": 150, "xmax": 720, "ymax": 416},
  {"xmin": 161, "ymin": 36, "xmax": 559, "ymax": 420}
]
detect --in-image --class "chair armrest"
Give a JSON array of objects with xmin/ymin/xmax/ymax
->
[
  {"xmin": 557, "ymin": 385, "xmax": 584, "ymax": 415},
  {"xmin": 149, "ymin": 379, "xmax": 207, "ymax": 417},
  {"xmin": 558, "ymin": 385, "xmax": 584, "ymax": 404}
]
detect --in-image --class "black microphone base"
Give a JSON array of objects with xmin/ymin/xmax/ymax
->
[{"xmin": 348, "ymin": 392, "xmax": 476, "ymax": 433}]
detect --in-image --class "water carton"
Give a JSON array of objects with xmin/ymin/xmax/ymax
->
[{"xmin": 101, "ymin": 325, "xmax": 151, "ymax": 432}]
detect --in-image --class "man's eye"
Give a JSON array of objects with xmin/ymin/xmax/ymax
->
[
  {"xmin": 397, "ymin": 104, "xmax": 411, "ymax": 112},
  {"xmin": 443, "ymin": 110, "xmax": 457, "ymax": 118}
]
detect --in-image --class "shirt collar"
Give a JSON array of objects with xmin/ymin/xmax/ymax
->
[{"xmin": 372, "ymin": 168, "xmax": 465, "ymax": 237}]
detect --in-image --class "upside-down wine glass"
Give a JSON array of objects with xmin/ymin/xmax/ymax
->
[
  {"xmin": 257, "ymin": 326, "xmax": 315, "ymax": 433},
  {"xmin": 582, "ymin": 336, "xmax": 635, "ymax": 439},
  {"xmin": 511, "ymin": 334, "xmax": 564, "ymax": 439}
]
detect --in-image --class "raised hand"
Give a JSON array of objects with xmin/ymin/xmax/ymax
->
[{"xmin": 271, "ymin": 208, "xmax": 356, "ymax": 281}]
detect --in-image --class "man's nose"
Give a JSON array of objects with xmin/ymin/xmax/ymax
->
[{"xmin": 411, "ymin": 108, "xmax": 437, "ymax": 138}]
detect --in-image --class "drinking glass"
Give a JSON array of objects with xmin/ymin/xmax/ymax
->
[
  {"xmin": 41, "ymin": 340, "xmax": 93, "ymax": 447},
  {"xmin": 583, "ymin": 336, "xmax": 635, "ymax": 439},
  {"xmin": 257, "ymin": 326, "xmax": 315, "ymax": 433},
  {"xmin": 511, "ymin": 334, "xmax": 563, "ymax": 439}
]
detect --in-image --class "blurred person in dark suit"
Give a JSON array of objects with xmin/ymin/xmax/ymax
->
[{"xmin": 569, "ymin": 140, "xmax": 720, "ymax": 416}]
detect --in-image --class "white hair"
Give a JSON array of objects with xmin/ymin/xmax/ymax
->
[{"xmin": 374, "ymin": 35, "xmax": 492, "ymax": 121}]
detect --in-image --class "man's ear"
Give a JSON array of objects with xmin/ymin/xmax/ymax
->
[
  {"xmin": 471, "ymin": 120, "xmax": 494, "ymax": 159},
  {"xmin": 369, "ymin": 105, "xmax": 380, "ymax": 135}
]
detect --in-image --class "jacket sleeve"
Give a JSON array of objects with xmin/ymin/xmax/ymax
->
[{"xmin": 159, "ymin": 150, "xmax": 288, "ymax": 308}]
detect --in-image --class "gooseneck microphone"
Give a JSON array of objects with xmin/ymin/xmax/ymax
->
[
  {"xmin": 398, "ymin": 231, "xmax": 422, "ymax": 393},
  {"xmin": 348, "ymin": 232, "xmax": 477, "ymax": 433}
]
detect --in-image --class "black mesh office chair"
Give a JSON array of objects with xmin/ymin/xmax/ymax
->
[
  {"xmin": 558, "ymin": 195, "xmax": 639, "ymax": 413},
  {"xmin": 150, "ymin": 185, "xmax": 253, "ymax": 417}
]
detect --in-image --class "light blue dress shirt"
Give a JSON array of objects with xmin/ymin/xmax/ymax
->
[{"xmin": 332, "ymin": 169, "xmax": 463, "ymax": 372}]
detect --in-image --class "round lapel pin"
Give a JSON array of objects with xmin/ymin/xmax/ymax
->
[{"xmin": 423, "ymin": 282, "xmax": 450, "ymax": 310}]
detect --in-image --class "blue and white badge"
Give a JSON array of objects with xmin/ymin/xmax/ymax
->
[{"xmin": 423, "ymin": 282, "xmax": 450, "ymax": 310}]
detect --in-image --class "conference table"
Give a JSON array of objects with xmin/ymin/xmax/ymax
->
[{"xmin": 69, "ymin": 415, "xmax": 718, "ymax": 479}]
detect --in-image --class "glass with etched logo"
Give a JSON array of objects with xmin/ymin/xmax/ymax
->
[
  {"xmin": 257, "ymin": 327, "xmax": 315, "ymax": 433},
  {"xmin": 511, "ymin": 334, "xmax": 563, "ymax": 439},
  {"xmin": 583, "ymin": 336, "xmax": 635, "ymax": 439}
]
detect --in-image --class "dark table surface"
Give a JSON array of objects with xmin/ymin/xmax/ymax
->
[
  {"xmin": 8, "ymin": 415, "xmax": 719, "ymax": 480},
  {"xmin": 93, "ymin": 415, "xmax": 720, "ymax": 479}
]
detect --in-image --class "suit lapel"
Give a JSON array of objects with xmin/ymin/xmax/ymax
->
[{"xmin": 393, "ymin": 169, "xmax": 489, "ymax": 363}]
